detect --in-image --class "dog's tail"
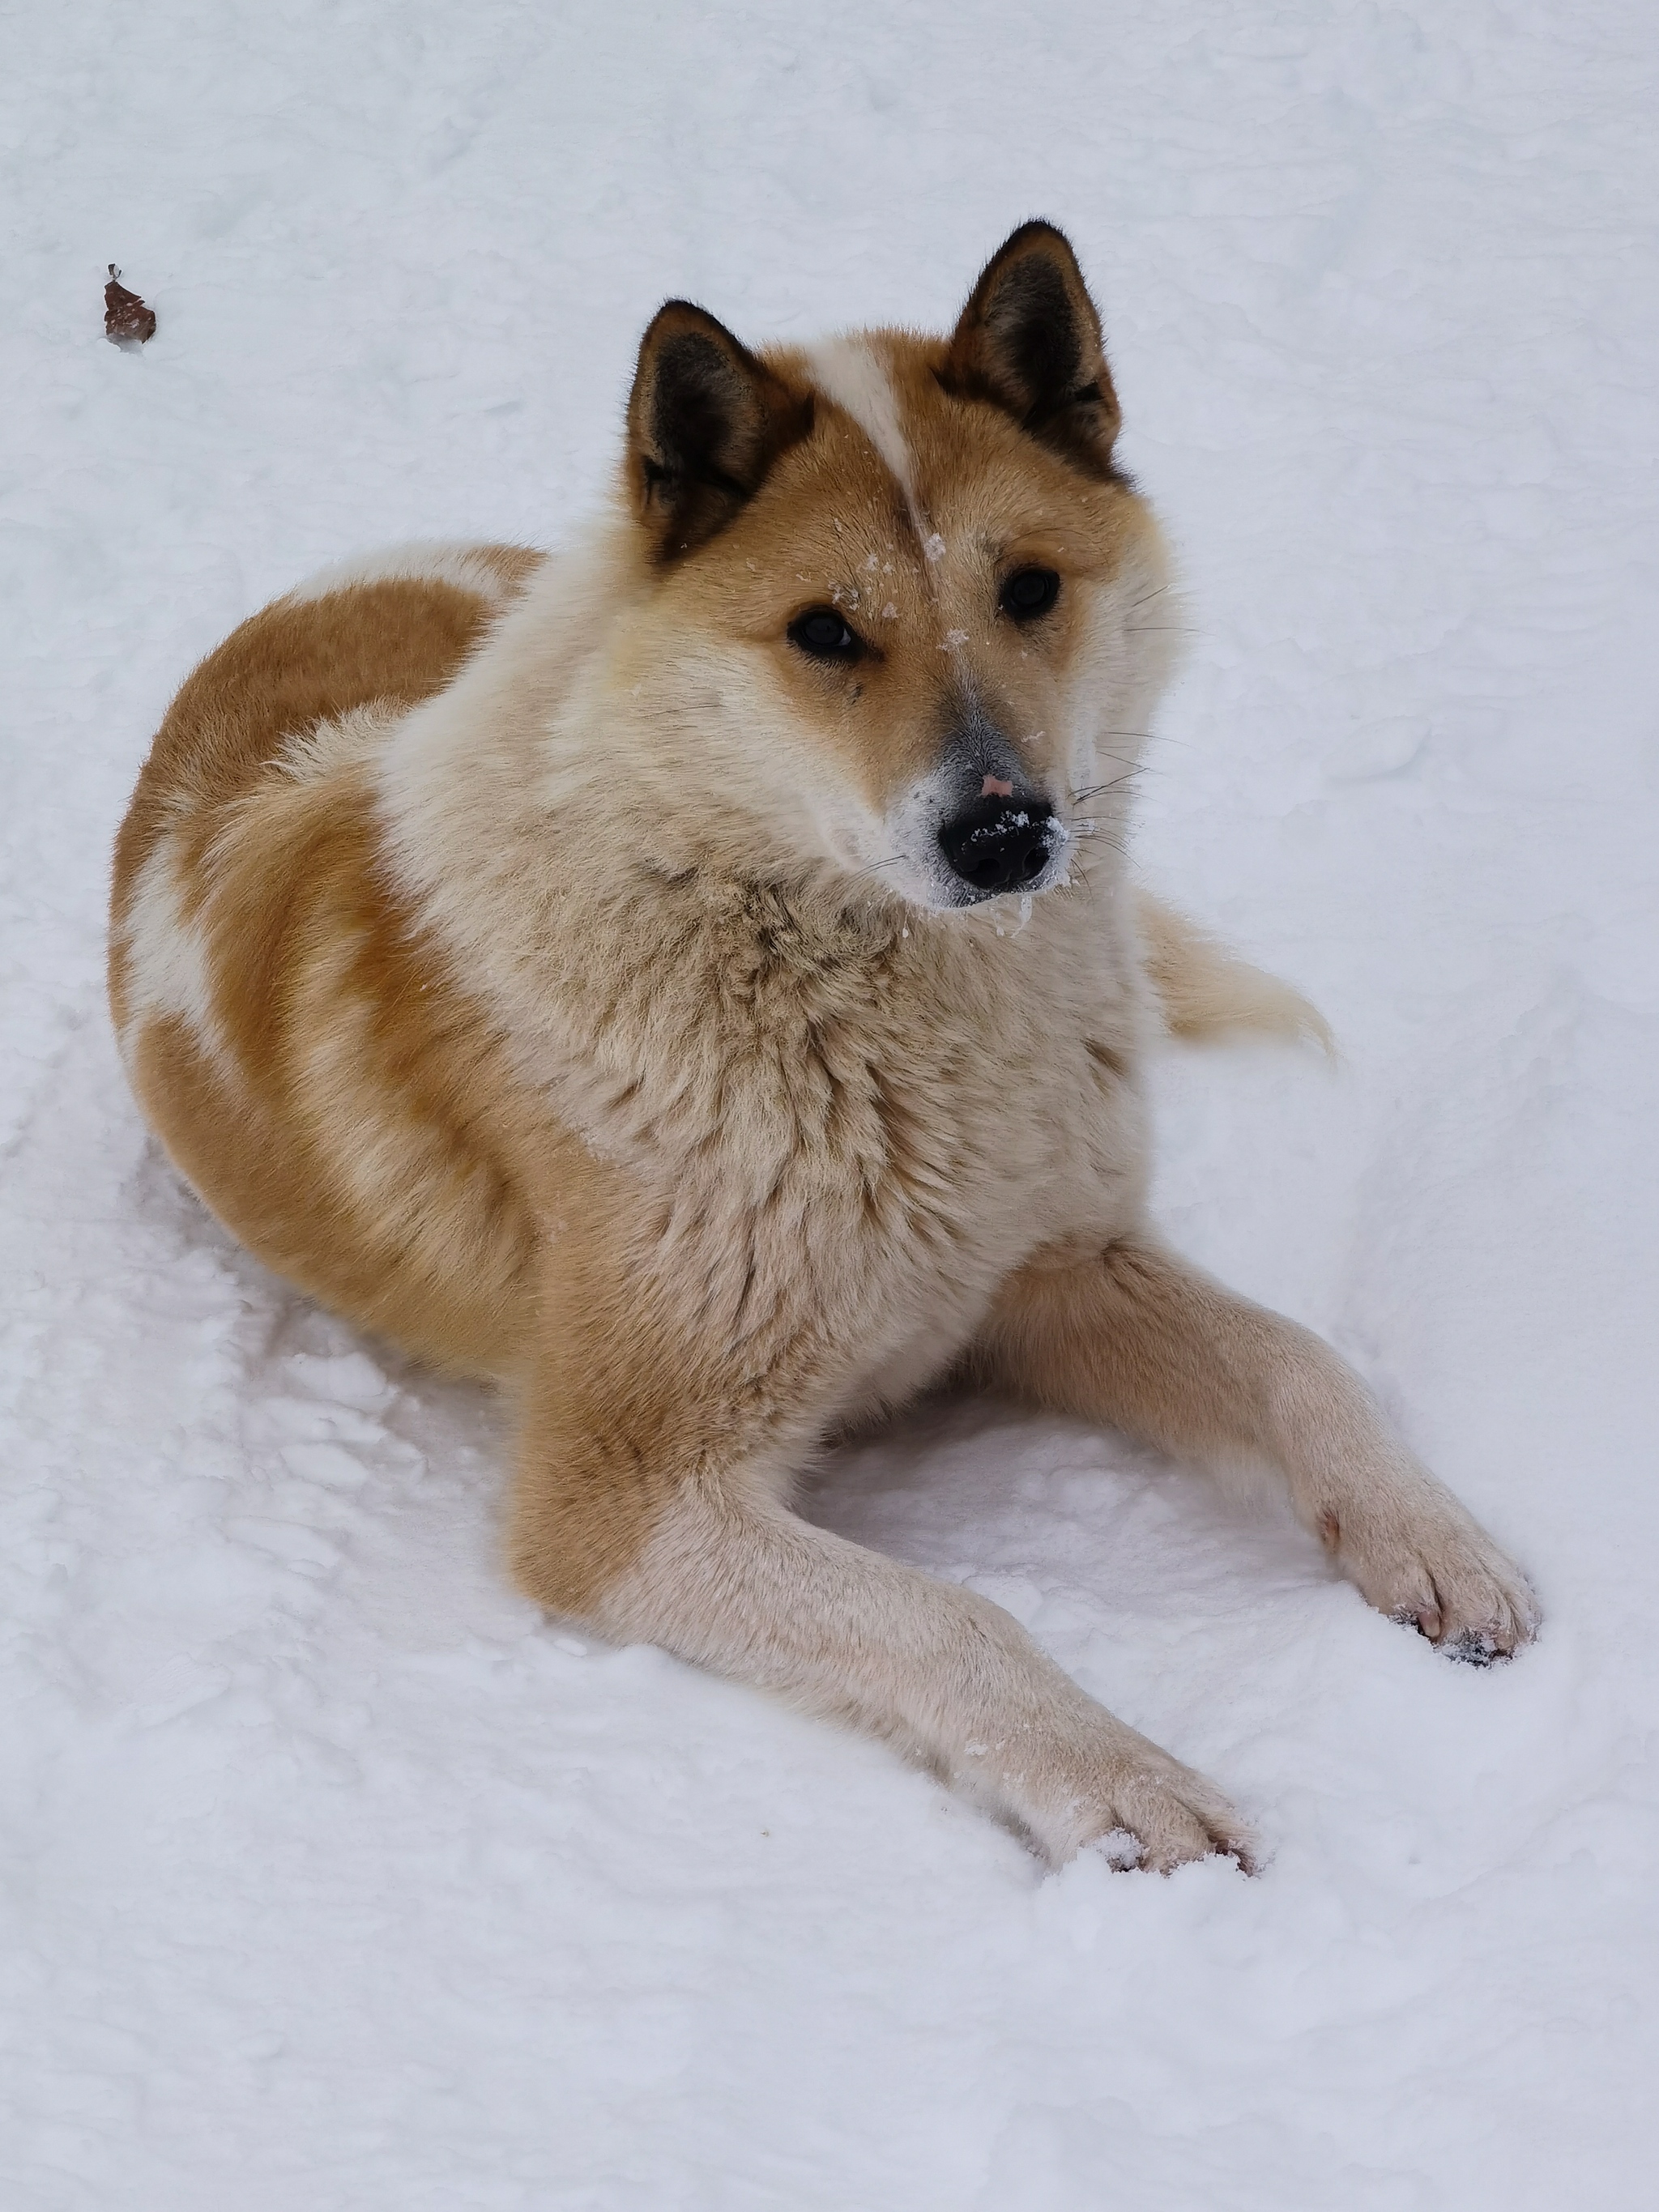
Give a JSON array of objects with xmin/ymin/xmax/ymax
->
[{"xmin": 1136, "ymin": 889, "xmax": 1334, "ymax": 1057}]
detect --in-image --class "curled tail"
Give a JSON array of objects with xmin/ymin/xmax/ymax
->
[{"xmin": 1135, "ymin": 889, "xmax": 1334, "ymax": 1057}]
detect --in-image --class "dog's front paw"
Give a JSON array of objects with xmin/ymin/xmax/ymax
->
[
  {"xmin": 1021, "ymin": 1723, "xmax": 1257, "ymax": 1874},
  {"xmin": 1092, "ymin": 1746, "xmax": 1259, "ymax": 1874},
  {"xmin": 1326, "ymin": 1476, "xmax": 1540, "ymax": 1661}
]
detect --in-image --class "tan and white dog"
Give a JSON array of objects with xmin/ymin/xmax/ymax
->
[{"xmin": 109, "ymin": 224, "xmax": 1537, "ymax": 1870}]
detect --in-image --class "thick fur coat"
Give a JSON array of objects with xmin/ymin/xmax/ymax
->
[{"xmin": 109, "ymin": 225, "xmax": 1536, "ymax": 1869}]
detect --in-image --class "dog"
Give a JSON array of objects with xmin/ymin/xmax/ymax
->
[{"xmin": 108, "ymin": 223, "xmax": 1537, "ymax": 1870}]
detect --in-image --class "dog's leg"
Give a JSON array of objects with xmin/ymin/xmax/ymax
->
[
  {"xmin": 505, "ymin": 1298, "xmax": 1254, "ymax": 1871},
  {"xmin": 973, "ymin": 1237, "xmax": 1537, "ymax": 1659}
]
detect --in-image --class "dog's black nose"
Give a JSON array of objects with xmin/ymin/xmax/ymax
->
[{"xmin": 939, "ymin": 795, "xmax": 1056, "ymax": 894}]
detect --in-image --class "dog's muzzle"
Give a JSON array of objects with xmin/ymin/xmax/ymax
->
[{"xmin": 938, "ymin": 795, "xmax": 1057, "ymax": 895}]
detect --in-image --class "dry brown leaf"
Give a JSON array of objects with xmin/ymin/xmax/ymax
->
[{"xmin": 104, "ymin": 265, "xmax": 156, "ymax": 346}]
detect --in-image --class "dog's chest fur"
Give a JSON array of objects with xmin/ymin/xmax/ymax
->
[
  {"xmin": 420, "ymin": 821, "xmax": 1149, "ymax": 1415},
  {"xmin": 378, "ymin": 567, "xmax": 1154, "ymax": 1416}
]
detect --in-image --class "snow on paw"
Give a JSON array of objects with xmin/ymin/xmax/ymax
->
[
  {"xmin": 1064, "ymin": 1740, "xmax": 1257, "ymax": 1875},
  {"xmin": 1334, "ymin": 1481, "xmax": 1540, "ymax": 1660}
]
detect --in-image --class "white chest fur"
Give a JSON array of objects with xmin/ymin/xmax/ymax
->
[{"xmin": 377, "ymin": 564, "xmax": 1154, "ymax": 1405}]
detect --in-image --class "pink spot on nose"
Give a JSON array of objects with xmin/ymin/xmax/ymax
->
[{"xmin": 981, "ymin": 774, "xmax": 1014, "ymax": 798}]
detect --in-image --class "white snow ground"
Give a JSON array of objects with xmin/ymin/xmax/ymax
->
[{"xmin": 3, "ymin": 2, "xmax": 1657, "ymax": 2204}]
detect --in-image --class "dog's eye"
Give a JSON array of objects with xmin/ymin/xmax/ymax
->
[
  {"xmin": 1000, "ymin": 567, "xmax": 1061, "ymax": 621},
  {"xmin": 788, "ymin": 607, "xmax": 863, "ymax": 661}
]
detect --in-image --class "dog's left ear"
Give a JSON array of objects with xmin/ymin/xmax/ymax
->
[
  {"xmin": 626, "ymin": 301, "xmax": 812, "ymax": 562},
  {"xmin": 943, "ymin": 222, "xmax": 1121, "ymax": 477}
]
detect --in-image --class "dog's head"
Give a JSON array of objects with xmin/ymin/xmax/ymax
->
[{"xmin": 612, "ymin": 223, "xmax": 1174, "ymax": 914}]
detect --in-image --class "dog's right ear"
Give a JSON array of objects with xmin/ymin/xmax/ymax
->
[{"xmin": 625, "ymin": 303, "xmax": 812, "ymax": 563}]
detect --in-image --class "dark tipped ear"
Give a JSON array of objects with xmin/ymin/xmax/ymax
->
[
  {"xmin": 625, "ymin": 302, "xmax": 812, "ymax": 561},
  {"xmin": 942, "ymin": 222, "xmax": 1121, "ymax": 477}
]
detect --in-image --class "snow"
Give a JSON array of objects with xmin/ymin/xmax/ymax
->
[{"xmin": 3, "ymin": 1, "xmax": 1657, "ymax": 2204}]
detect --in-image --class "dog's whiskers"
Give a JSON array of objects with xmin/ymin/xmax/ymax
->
[
  {"xmin": 1068, "ymin": 768, "xmax": 1147, "ymax": 803},
  {"xmin": 846, "ymin": 854, "xmax": 907, "ymax": 885},
  {"xmin": 1062, "ymin": 824, "xmax": 1130, "ymax": 864}
]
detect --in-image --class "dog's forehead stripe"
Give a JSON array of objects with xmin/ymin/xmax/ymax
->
[{"xmin": 803, "ymin": 336, "xmax": 928, "ymax": 541}]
